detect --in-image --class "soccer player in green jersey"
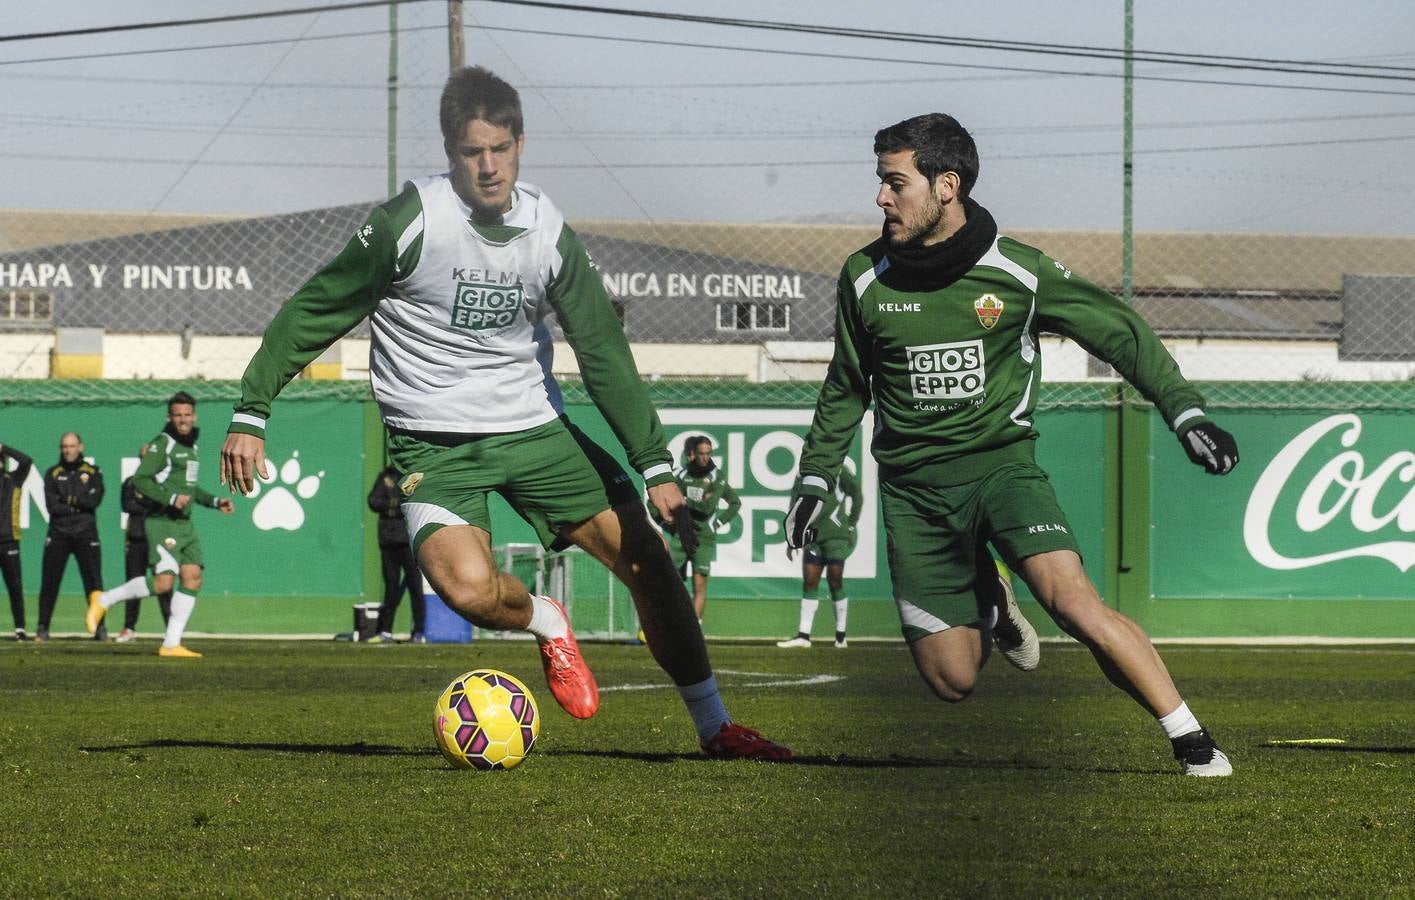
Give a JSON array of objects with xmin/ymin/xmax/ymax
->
[
  {"xmin": 219, "ymin": 67, "xmax": 788, "ymax": 760},
  {"xmin": 88, "ymin": 392, "xmax": 235, "ymax": 657},
  {"xmin": 777, "ymin": 459, "xmax": 862, "ymax": 649},
  {"xmin": 669, "ymin": 435, "xmax": 741, "ymax": 621},
  {"xmin": 785, "ymin": 114, "xmax": 1239, "ymax": 776}
]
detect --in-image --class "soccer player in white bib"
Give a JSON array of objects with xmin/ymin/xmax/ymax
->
[{"xmin": 220, "ymin": 67, "xmax": 789, "ymax": 761}]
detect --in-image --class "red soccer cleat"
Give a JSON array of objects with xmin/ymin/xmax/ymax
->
[
  {"xmin": 701, "ymin": 722, "xmax": 793, "ymax": 761},
  {"xmin": 536, "ymin": 597, "xmax": 599, "ymax": 719}
]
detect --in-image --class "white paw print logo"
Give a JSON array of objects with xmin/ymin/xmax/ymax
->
[{"xmin": 249, "ymin": 451, "xmax": 324, "ymax": 531}]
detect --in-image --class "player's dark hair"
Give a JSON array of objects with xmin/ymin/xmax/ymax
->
[
  {"xmin": 684, "ymin": 435, "xmax": 711, "ymax": 456},
  {"xmin": 873, "ymin": 113, "xmax": 979, "ymax": 199},
  {"xmin": 168, "ymin": 390, "xmax": 196, "ymax": 411},
  {"xmin": 440, "ymin": 66, "xmax": 523, "ymax": 145}
]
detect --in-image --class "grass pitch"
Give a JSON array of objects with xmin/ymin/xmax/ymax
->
[{"xmin": 1, "ymin": 638, "xmax": 1410, "ymax": 897}]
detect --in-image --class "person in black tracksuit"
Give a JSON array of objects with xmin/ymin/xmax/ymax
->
[
  {"xmin": 1, "ymin": 441, "xmax": 35, "ymax": 640},
  {"xmin": 37, "ymin": 432, "xmax": 106, "ymax": 641},
  {"xmin": 367, "ymin": 465, "xmax": 425, "ymax": 641},
  {"xmin": 117, "ymin": 471, "xmax": 171, "ymax": 638}
]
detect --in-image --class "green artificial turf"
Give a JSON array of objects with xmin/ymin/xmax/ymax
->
[{"xmin": 1, "ymin": 638, "xmax": 1410, "ymax": 897}]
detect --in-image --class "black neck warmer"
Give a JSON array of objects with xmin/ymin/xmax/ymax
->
[
  {"xmin": 685, "ymin": 459, "xmax": 715, "ymax": 478},
  {"xmin": 163, "ymin": 423, "xmax": 200, "ymax": 447},
  {"xmin": 882, "ymin": 197, "xmax": 998, "ymax": 291}
]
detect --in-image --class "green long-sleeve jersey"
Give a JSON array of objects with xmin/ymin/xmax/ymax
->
[
  {"xmin": 674, "ymin": 464, "xmax": 741, "ymax": 528},
  {"xmin": 133, "ymin": 426, "xmax": 220, "ymax": 519},
  {"xmin": 229, "ymin": 176, "xmax": 675, "ymax": 486},
  {"xmin": 800, "ymin": 234, "xmax": 1208, "ymax": 489}
]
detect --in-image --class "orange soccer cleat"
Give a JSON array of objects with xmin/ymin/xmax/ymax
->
[{"xmin": 535, "ymin": 597, "xmax": 599, "ymax": 719}]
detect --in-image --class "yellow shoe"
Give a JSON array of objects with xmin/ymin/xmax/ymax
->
[
  {"xmin": 85, "ymin": 590, "xmax": 106, "ymax": 635},
  {"xmin": 158, "ymin": 644, "xmax": 202, "ymax": 659}
]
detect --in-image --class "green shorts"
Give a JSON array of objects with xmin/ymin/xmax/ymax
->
[
  {"xmin": 806, "ymin": 527, "xmax": 857, "ymax": 565},
  {"xmin": 145, "ymin": 517, "xmax": 203, "ymax": 574},
  {"xmin": 387, "ymin": 416, "xmax": 638, "ymax": 554},
  {"xmin": 670, "ymin": 522, "xmax": 718, "ymax": 575},
  {"xmin": 881, "ymin": 461, "xmax": 1078, "ymax": 641}
]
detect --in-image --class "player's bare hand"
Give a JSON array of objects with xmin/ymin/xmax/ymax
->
[
  {"xmin": 174, "ymin": 494, "xmax": 192, "ymax": 510},
  {"xmin": 221, "ymin": 432, "xmax": 269, "ymax": 496},
  {"xmin": 216, "ymin": 498, "xmax": 235, "ymax": 514}
]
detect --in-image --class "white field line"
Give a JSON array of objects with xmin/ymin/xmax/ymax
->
[{"xmin": 601, "ymin": 672, "xmax": 845, "ymax": 693}]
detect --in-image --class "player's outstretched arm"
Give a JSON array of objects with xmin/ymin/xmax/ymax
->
[{"xmin": 221, "ymin": 432, "xmax": 270, "ymax": 496}]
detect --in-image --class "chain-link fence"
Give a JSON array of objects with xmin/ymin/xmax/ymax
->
[
  {"xmin": 4, "ymin": 2, "xmax": 1414, "ymax": 408},
  {"xmin": 485, "ymin": 543, "xmax": 637, "ymax": 642}
]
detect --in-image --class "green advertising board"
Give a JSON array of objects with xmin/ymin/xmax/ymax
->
[
  {"xmin": 515, "ymin": 402, "xmax": 1109, "ymax": 639},
  {"xmin": 4, "ymin": 393, "xmax": 368, "ymax": 603},
  {"xmin": 1152, "ymin": 410, "xmax": 1414, "ymax": 601}
]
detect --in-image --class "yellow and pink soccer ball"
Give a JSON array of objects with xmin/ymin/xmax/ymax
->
[{"xmin": 434, "ymin": 669, "xmax": 539, "ymax": 770}]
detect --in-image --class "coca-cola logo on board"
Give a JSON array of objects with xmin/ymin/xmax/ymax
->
[{"xmin": 1244, "ymin": 414, "xmax": 1415, "ymax": 572}]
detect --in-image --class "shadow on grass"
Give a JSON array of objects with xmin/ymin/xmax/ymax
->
[
  {"xmin": 1261, "ymin": 744, "xmax": 1415, "ymax": 755},
  {"xmin": 551, "ymin": 748, "xmax": 1170, "ymax": 774},
  {"xmin": 80, "ymin": 738, "xmax": 439, "ymax": 757},
  {"xmin": 78, "ymin": 740, "xmax": 1176, "ymax": 773}
]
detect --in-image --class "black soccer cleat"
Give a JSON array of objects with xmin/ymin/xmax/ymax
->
[{"xmin": 1172, "ymin": 727, "xmax": 1233, "ymax": 777}]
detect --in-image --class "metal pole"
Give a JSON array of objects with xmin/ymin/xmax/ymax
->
[
  {"xmin": 1122, "ymin": 0, "xmax": 1134, "ymax": 306},
  {"xmin": 387, "ymin": 2, "xmax": 399, "ymax": 198},
  {"xmin": 448, "ymin": 0, "xmax": 464, "ymax": 71}
]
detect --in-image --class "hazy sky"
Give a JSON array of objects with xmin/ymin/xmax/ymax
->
[{"xmin": 5, "ymin": 1, "xmax": 1415, "ymax": 233}]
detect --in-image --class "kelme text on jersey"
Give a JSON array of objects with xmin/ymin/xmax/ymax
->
[{"xmin": 906, "ymin": 339, "xmax": 985, "ymax": 400}]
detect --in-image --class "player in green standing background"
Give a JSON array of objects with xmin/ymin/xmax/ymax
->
[
  {"xmin": 668, "ymin": 435, "xmax": 741, "ymax": 622},
  {"xmin": 785, "ymin": 113, "xmax": 1239, "ymax": 776},
  {"xmin": 88, "ymin": 391, "xmax": 234, "ymax": 657},
  {"xmin": 778, "ymin": 457, "xmax": 861, "ymax": 649}
]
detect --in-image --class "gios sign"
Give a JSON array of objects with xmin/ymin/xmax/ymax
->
[
  {"xmin": 660, "ymin": 409, "xmax": 877, "ymax": 579},
  {"xmin": 1244, "ymin": 414, "xmax": 1415, "ymax": 573}
]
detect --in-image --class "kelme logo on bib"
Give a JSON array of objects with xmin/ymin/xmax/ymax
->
[
  {"xmin": 451, "ymin": 280, "xmax": 524, "ymax": 331},
  {"xmin": 906, "ymin": 340, "xmax": 985, "ymax": 400},
  {"xmin": 974, "ymin": 294, "xmax": 1003, "ymax": 329}
]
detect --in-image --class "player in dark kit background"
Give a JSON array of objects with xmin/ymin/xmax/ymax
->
[
  {"xmin": 36, "ymin": 432, "xmax": 106, "ymax": 641},
  {"xmin": 1, "ymin": 441, "xmax": 35, "ymax": 640},
  {"xmin": 366, "ymin": 464, "xmax": 426, "ymax": 643}
]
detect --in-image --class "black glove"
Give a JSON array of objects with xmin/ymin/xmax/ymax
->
[
  {"xmin": 783, "ymin": 493, "xmax": 824, "ymax": 555},
  {"xmin": 1179, "ymin": 422, "xmax": 1239, "ymax": 475},
  {"xmin": 676, "ymin": 509, "xmax": 699, "ymax": 558}
]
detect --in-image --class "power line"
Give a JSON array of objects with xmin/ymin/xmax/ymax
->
[
  {"xmin": 6, "ymin": 4, "xmax": 1415, "ymax": 98},
  {"xmin": 8, "ymin": 131, "xmax": 1415, "ymax": 170},
  {"xmin": 483, "ymin": 0, "xmax": 1415, "ymax": 80},
  {"xmin": 0, "ymin": 0, "xmax": 432, "ymax": 43}
]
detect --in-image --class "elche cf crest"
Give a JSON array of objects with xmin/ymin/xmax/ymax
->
[{"xmin": 974, "ymin": 294, "xmax": 1003, "ymax": 329}]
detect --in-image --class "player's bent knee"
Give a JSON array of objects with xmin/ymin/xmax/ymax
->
[
  {"xmin": 922, "ymin": 670, "xmax": 975, "ymax": 704},
  {"xmin": 436, "ymin": 571, "xmax": 501, "ymax": 621}
]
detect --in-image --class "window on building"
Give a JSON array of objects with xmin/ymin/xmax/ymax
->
[
  {"xmin": 715, "ymin": 302, "xmax": 790, "ymax": 333},
  {"xmin": 1, "ymin": 291, "xmax": 52, "ymax": 323}
]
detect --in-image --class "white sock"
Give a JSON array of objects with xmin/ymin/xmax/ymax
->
[
  {"xmin": 833, "ymin": 597, "xmax": 849, "ymax": 634},
  {"xmin": 677, "ymin": 675, "xmax": 731, "ymax": 743},
  {"xmin": 526, "ymin": 595, "xmax": 568, "ymax": 641},
  {"xmin": 163, "ymin": 591, "xmax": 196, "ymax": 648},
  {"xmin": 100, "ymin": 576, "xmax": 151, "ymax": 609},
  {"xmin": 1157, "ymin": 701, "xmax": 1201, "ymax": 739},
  {"xmin": 797, "ymin": 598, "xmax": 819, "ymax": 636}
]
